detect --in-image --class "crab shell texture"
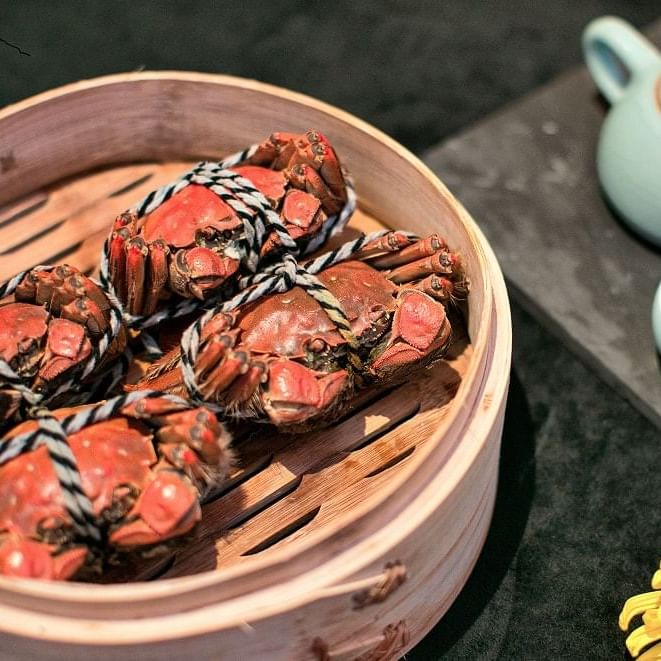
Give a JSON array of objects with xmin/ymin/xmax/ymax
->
[
  {"xmin": 0, "ymin": 397, "xmax": 232, "ymax": 581},
  {"xmin": 0, "ymin": 265, "xmax": 127, "ymax": 427},
  {"xmin": 109, "ymin": 130, "xmax": 350, "ymax": 317},
  {"xmin": 135, "ymin": 233, "xmax": 465, "ymax": 432}
]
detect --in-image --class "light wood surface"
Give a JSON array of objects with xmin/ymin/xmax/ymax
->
[{"xmin": 0, "ymin": 72, "xmax": 511, "ymax": 660}]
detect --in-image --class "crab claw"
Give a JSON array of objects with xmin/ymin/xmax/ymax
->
[
  {"xmin": 286, "ymin": 163, "xmax": 342, "ymax": 216},
  {"xmin": 108, "ymin": 471, "xmax": 201, "ymax": 547},
  {"xmin": 282, "ymin": 189, "xmax": 323, "ymax": 232},
  {"xmin": 297, "ymin": 130, "xmax": 347, "ymax": 203},
  {"xmin": 370, "ymin": 290, "xmax": 452, "ymax": 379},
  {"xmin": 263, "ymin": 359, "xmax": 349, "ymax": 427},
  {"xmin": 0, "ymin": 538, "xmax": 87, "ymax": 580},
  {"xmin": 34, "ymin": 318, "xmax": 92, "ymax": 390},
  {"xmin": 169, "ymin": 247, "xmax": 240, "ymax": 300},
  {"xmin": 0, "ymin": 303, "xmax": 48, "ymax": 371}
]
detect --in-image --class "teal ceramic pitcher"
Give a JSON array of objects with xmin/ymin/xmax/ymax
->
[
  {"xmin": 583, "ymin": 17, "xmax": 661, "ymax": 352},
  {"xmin": 583, "ymin": 16, "xmax": 661, "ymax": 243}
]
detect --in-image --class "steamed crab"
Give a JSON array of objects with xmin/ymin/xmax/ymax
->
[
  {"xmin": 133, "ymin": 232, "xmax": 466, "ymax": 431},
  {"xmin": 0, "ymin": 396, "xmax": 231, "ymax": 581},
  {"xmin": 108, "ymin": 130, "xmax": 350, "ymax": 316},
  {"xmin": 0, "ymin": 265, "xmax": 126, "ymax": 426}
]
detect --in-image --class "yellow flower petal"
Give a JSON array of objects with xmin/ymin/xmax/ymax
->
[
  {"xmin": 638, "ymin": 641, "xmax": 661, "ymax": 661},
  {"xmin": 652, "ymin": 569, "xmax": 661, "ymax": 589},
  {"xmin": 620, "ymin": 592, "xmax": 661, "ymax": 630},
  {"xmin": 627, "ymin": 623, "xmax": 661, "ymax": 657}
]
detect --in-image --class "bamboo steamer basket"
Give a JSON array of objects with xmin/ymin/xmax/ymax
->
[{"xmin": 0, "ymin": 73, "xmax": 511, "ymax": 660}]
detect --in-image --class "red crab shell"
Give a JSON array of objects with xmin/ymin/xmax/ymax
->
[
  {"xmin": 109, "ymin": 129, "xmax": 350, "ymax": 316},
  {"xmin": 0, "ymin": 397, "xmax": 232, "ymax": 581},
  {"xmin": 134, "ymin": 233, "xmax": 465, "ymax": 432}
]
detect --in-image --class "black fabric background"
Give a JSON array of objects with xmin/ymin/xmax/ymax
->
[{"xmin": 2, "ymin": 2, "xmax": 661, "ymax": 658}]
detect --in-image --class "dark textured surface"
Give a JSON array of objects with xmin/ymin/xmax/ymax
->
[
  {"xmin": 412, "ymin": 302, "xmax": 660, "ymax": 659},
  {"xmin": 1, "ymin": 1, "xmax": 659, "ymax": 154},
  {"xmin": 425, "ymin": 21, "xmax": 661, "ymax": 431},
  {"xmin": 2, "ymin": 3, "xmax": 661, "ymax": 659}
]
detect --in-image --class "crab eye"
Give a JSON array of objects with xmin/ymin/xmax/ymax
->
[
  {"xmin": 307, "ymin": 338, "xmax": 328, "ymax": 354},
  {"xmin": 66, "ymin": 274, "xmax": 85, "ymax": 290},
  {"xmin": 54, "ymin": 265, "xmax": 74, "ymax": 280}
]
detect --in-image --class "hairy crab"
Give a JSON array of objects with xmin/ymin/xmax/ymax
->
[
  {"xmin": 0, "ymin": 265, "xmax": 126, "ymax": 427},
  {"xmin": 134, "ymin": 232, "xmax": 466, "ymax": 431},
  {"xmin": 108, "ymin": 130, "xmax": 351, "ymax": 316},
  {"xmin": 0, "ymin": 396, "xmax": 231, "ymax": 580}
]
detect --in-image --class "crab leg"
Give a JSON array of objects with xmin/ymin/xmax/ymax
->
[
  {"xmin": 224, "ymin": 362, "xmax": 266, "ymax": 404},
  {"xmin": 15, "ymin": 266, "xmax": 74, "ymax": 307},
  {"xmin": 60, "ymin": 297, "xmax": 108, "ymax": 336},
  {"xmin": 271, "ymin": 132, "xmax": 300, "ymax": 170},
  {"xmin": 250, "ymin": 131, "xmax": 299, "ymax": 166},
  {"xmin": 387, "ymin": 250, "xmax": 460, "ymax": 284},
  {"xmin": 108, "ymin": 213, "xmax": 137, "ymax": 298},
  {"xmin": 353, "ymin": 231, "xmax": 415, "ymax": 260},
  {"xmin": 48, "ymin": 274, "xmax": 93, "ymax": 317},
  {"xmin": 200, "ymin": 312, "xmax": 235, "ymax": 342},
  {"xmin": 127, "ymin": 368, "xmax": 187, "ymax": 397},
  {"xmin": 195, "ymin": 330, "xmax": 238, "ymax": 379},
  {"xmin": 143, "ymin": 240, "xmax": 170, "ymax": 316},
  {"xmin": 108, "ymin": 228, "xmax": 130, "ymax": 298},
  {"xmin": 63, "ymin": 273, "xmax": 111, "ymax": 315},
  {"xmin": 125, "ymin": 237, "xmax": 149, "ymax": 315},
  {"xmin": 121, "ymin": 395, "xmax": 188, "ymax": 418},
  {"xmin": 408, "ymin": 274, "xmax": 457, "ymax": 302},
  {"xmin": 199, "ymin": 350, "xmax": 249, "ymax": 396},
  {"xmin": 0, "ymin": 390, "xmax": 22, "ymax": 425},
  {"xmin": 296, "ymin": 130, "xmax": 347, "ymax": 201},
  {"xmin": 287, "ymin": 164, "xmax": 341, "ymax": 216},
  {"xmin": 369, "ymin": 234, "xmax": 449, "ymax": 270}
]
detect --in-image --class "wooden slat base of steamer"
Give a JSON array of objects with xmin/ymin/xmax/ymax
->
[{"xmin": 0, "ymin": 160, "xmax": 472, "ymax": 582}]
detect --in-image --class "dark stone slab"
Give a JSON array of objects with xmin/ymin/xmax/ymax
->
[{"xmin": 424, "ymin": 20, "xmax": 661, "ymax": 429}]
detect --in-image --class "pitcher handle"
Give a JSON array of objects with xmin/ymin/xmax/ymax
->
[
  {"xmin": 582, "ymin": 16, "xmax": 660, "ymax": 104},
  {"xmin": 652, "ymin": 280, "xmax": 661, "ymax": 356}
]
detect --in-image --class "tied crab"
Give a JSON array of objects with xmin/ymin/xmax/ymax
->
[
  {"xmin": 108, "ymin": 130, "xmax": 350, "ymax": 316},
  {"xmin": 0, "ymin": 265, "xmax": 126, "ymax": 427},
  {"xmin": 133, "ymin": 232, "xmax": 466, "ymax": 431},
  {"xmin": 0, "ymin": 397, "xmax": 232, "ymax": 581}
]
